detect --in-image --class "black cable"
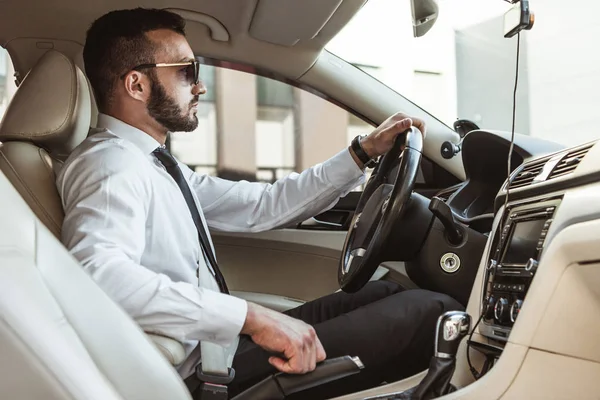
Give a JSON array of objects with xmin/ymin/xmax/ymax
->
[
  {"xmin": 466, "ymin": 313, "xmax": 485, "ymax": 380},
  {"xmin": 467, "ymin": 32, "xmax": 522, "ymax": 381},
  {"xmin": 504, "ymin": 32, "xmax": 521, "ymax": 214}
]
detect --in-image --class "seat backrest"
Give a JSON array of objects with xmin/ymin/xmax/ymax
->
[
  {"xmin": 0, "ymin": 49, "xmax": 91, "ymax": 238},
  {"xmin": 0, "ymin": 48, "xmax": 188, "ymax": 367},
  {"xmin": 0, "ymin": 165, "xmax": 192, "ymax": 399}
]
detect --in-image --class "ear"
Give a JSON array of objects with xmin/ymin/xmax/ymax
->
[{"xmin": 122, "ymin": 71, "xmax": 150, "ymax": 102}]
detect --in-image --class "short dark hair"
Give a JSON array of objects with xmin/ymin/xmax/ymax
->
[{"xmin": 83, "ymin": 8, "xmax": 186, "ymax": 111}]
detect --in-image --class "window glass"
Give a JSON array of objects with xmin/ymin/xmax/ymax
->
[
  {"xmin": 169, "ymin": 64, "xmax": 375, "ymax": 188},
  {"xmin": 169, "ymin": 65, "xmax": 217, "ymax": 175},
  {"xmin": 257, "ymin": 76, "xmax": 293, "ymax": 108},
  {"xmin": 327, "ymin": 0, "xmax": 600, "ymax": 147},
  {"xmin": 256, "ymin": 77, "xmax": 296, "ymax": 182}
]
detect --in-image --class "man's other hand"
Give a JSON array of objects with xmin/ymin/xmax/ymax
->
[
  {"xmin": 241, "ymin": 302, "xmax": 326, "ymax": 374},
  {"xmin": 360, "ymin": 112, "xmax": 426, "ymax": 159}
]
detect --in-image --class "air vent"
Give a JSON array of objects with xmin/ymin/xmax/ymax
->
[
  {"xmin": 548, "ymin": 144, "xmax": 593, "ymax": 180},
  {"xmin": 509, "ymin": 159, "xmax": 547, "ymax": 189}
]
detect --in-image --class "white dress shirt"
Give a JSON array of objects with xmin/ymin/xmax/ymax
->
[{"xmin": 57, "ymin": 113, "xmax": 365, "ymax": 377}]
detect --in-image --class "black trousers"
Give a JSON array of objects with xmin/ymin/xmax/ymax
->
[{"xmin": 227, "ymin": 281, "xmax": 463, "ymax": 399}]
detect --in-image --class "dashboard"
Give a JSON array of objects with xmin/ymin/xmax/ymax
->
[
  {"xmin": 440, "ymin": 131, "xmax": 597, "ymax": 340},
  {"xmin": 446, "ymin": 129, "xmax": 565, "ymax": 223},
  {"xmin": 359, "ymin": 129, "xmax": 600, "ymax": 397},
  {"xmin": 476, "ymin": 138, "xmax": 598, "ymax": 340},
  {"xmin": 446, "ymin": 133, "xmax": 600, "ymax": 395}
]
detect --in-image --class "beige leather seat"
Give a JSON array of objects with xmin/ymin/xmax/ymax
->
[
  {"xmin": 0, "ymin": 49, "xmax": 90, "ymax": 238},
  {"xmin": 0, "ymin": 49, "xmax": 185, "ymax": 365},
  {"xmin": 0, "ymin": 167, "xmax": 191, "ymax": 399}
]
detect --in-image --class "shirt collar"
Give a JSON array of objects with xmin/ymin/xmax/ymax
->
[{"xmin": 97, "ymin": 113, "xmax": 163, "ymax": 155}]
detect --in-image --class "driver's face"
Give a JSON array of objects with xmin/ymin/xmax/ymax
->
[{"xmin": 145, "ymin": 29, "xmax": 206, "ymax": 132}]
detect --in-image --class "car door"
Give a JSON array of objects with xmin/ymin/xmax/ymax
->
[{"xmin": 168, "ymin": 63, "xmax": 461, "ymax": 310}]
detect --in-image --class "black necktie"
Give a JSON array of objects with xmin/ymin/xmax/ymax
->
[{"xmin": 153, "ymin": 146, "xmax": 229, "ymax": 294}]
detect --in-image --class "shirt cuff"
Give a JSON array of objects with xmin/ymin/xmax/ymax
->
[
  {"xmin": 322, "ymin": 148, "xmax": 366, "ymax": 190},
  {"xmin": 200, "ymin": 289, "xmax": 248, "ymax": 345}
]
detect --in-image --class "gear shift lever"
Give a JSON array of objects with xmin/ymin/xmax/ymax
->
[
  {"xmin": 435, "ymin": 311, "xmax": 471, "ymax": 358},
  {"xmin": 384, "ymin": 311, "xmax": 471, "ymax": 400}
]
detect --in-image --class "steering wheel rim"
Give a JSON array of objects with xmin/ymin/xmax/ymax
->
[{"xmin": 338, "ymin": 127, "xmax": 423, "ymax": 293}]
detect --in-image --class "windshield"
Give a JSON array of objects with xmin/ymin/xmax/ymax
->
[{"xmin": 326, "ymin": 0, "xmax": 598, "ymax": 147}]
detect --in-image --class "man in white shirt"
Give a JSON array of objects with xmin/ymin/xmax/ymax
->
[{"xmin": 58, "ymin": 8, "xmax": 463, "ymax": 399}]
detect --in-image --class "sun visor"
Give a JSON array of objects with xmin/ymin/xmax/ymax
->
[{"xmin": 249, "ymin": 0, "xmax": 343, "ymax": 46}]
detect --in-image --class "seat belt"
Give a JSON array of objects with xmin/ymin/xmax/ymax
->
[{"xmin": 153, "ymin": 148, "xmax": 235, "ymax": 398}]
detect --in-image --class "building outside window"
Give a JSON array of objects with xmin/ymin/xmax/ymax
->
[
  {"xmin": 169, "ymin": 63, "xmax": 218, "ymax": 176},
  {"xmin": 255, "ymin": 76, "xmax": 296, "ymax": 183},
  {"xmin": 165, "ymin": 62, "xmax": 377, "ymax": 192}
]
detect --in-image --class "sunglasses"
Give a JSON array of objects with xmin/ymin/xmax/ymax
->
[{"xmin": 121, "ymin": 60, "xmax": 201, "ymax": 86}]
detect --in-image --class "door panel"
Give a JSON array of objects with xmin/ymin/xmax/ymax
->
[
  {"xmin": 229, "ymin": 291, "xmax": 305, "ymax": 312},
  {"xmin": 213, "ymin": 229, "xmax": 346, "ymax": 302},
  {"xmin": 212, "ymin": 229, "xmax": 416, "ymax": 305}
]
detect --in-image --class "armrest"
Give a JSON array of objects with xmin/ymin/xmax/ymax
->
[
  {"xmin": 147, "ymin": 333, "xmax": 185, "ymax": 365},
  {"xmin": 232, "ymin": 356, "xmax": 364, "ymax": 400}
]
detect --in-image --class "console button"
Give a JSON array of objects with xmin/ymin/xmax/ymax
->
[
  {"xmin": 510, "ymin": 299, "xmax": 524, "ymax": 323},
  {"xmin": 494, "ymin": 297, "xmax": 510, "ymax": 323}
]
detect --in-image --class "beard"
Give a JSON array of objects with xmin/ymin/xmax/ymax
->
[{"xmin": 146, "ymin": 74, "xmax": 199, "ymax": 132}]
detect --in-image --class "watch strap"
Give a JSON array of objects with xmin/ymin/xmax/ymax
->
[{"xmin": 351, "ymin": 135, "xmax": 377, "ymax": 168}]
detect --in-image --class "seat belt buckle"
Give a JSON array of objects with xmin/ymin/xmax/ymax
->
[
  {"xmin": 196, "ymin": 367, "xmax": 235, "ymax": 400},
  {"xmin": 198, "ymin": 382, "xmax": 228, "ymax": 400}
]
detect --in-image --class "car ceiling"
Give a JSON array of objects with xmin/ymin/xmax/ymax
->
[{"xmin": 0, "ymin": 0, "xmax": 367, "ymax": 80}]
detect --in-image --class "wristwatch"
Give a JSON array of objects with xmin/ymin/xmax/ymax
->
[{"xmin": 351, "ymin": 135, "xmax": 377, "ymax": 168}]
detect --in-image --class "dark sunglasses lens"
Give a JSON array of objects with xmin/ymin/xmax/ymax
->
[
  {"xmin": 186, "ymin": 64, "xmax": 196, "ymax": 84},
  {"xmin": 186, "ymin": 62, "xmax": 200, "ymax": 85}
]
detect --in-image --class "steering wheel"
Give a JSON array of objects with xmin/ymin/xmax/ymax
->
[{"xmin": 338, "ymin": 127, "xmax": 423, "ymax": 293}]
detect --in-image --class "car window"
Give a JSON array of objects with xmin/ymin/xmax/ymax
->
[
  {"xmin": 328, "ymin": 0, "xmax": 600, "ymax": 147},
  {"xmin": 167, "ymin": 64, "xmax": 374, "ymax": 189},
  {"xmin": 0, "ymin": 48, "xmax": 17, "ymax": 124}
]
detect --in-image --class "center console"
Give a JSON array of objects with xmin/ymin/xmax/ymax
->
[{"xmin": 479, "ymin": 197, "xmax": 561, "ymax": 341}]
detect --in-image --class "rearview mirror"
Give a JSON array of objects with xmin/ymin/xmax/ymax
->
[{"xmin": 410, "ymin": 0, "xmax": 439, "ymax": 38}]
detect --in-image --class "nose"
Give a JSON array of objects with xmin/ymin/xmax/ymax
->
[{"xmin": 193, "ymin": 80, "xmax": 207, "ymax": 96}]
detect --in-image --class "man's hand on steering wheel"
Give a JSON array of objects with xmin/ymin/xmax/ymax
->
[
  {"xmin": 340, "ymin": 114, "xmax": 426, "ymax": 293},
  {"xmin": 360, "ymin": 112, "xmax": 427, "ymax": 159}
]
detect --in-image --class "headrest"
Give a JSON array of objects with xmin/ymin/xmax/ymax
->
[{"xmin": 0, "ymin": 50, "xmax": 91, "ymax": 160}]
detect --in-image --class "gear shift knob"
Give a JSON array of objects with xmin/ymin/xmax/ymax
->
[
  {"xmin": 435, "ymin": 311, "xmax": 471, "ymax": 358},
  {"xmin": 386, "ymin": 311, "xmax": 472, "ymax": 399}
]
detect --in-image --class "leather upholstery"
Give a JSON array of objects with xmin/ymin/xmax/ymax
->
[
  {"xmin": 0, "ymin": 50, "xmax": 91, "ymax": 160},
  {"xmin": 0, "ymin": 50, "xmax": 88, "ymax": 239},
  {"xmin": 0, "ymin": 170, "xmax": 192, "ymax": 399},
  {"xmin": 0, "ymin": 49, "xmax": 187, "ymax": 366},
  {"xmin": 0, "ymin": 141, "xmax": 64, "ymax": 237},
  {"xmin": 148, "ymin": 334, "xmax": 187, "ymax": 365}
]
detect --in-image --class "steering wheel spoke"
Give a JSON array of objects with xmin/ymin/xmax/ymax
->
[{"xmin": 339, "ymin": 127, "xmax": 423, "ymax": 293}]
